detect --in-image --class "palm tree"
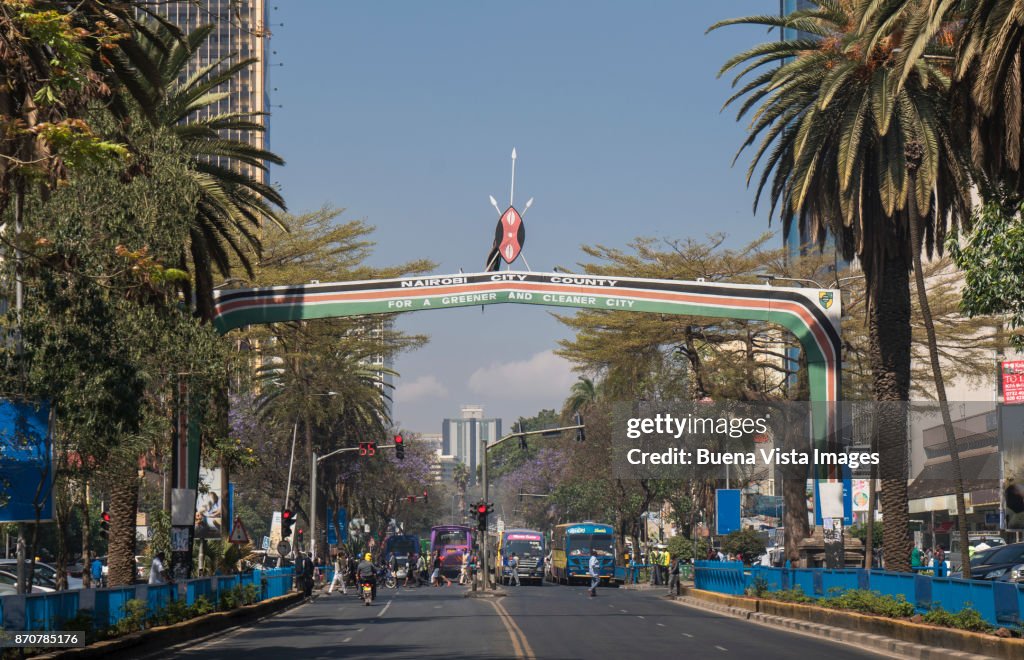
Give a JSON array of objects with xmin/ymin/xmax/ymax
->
[
  {"xmin": 127, "ymin": 19, "xmax": 286, "ymax": 321},
  {"xmin": 860, "ymin": 0, "xmax": 1024, "ymax": 202},
  {"xmin": 709, "ymin": 1, "xmax": 972, "ymax": 570},
  {"xmin": 563, "ymin": 376, "xmax": 600, "ymax": 417}
]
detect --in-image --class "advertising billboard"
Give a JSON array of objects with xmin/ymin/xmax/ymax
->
[{"xmin": 0, "ymin": 400, "xmax": 53, "ymax": 523}]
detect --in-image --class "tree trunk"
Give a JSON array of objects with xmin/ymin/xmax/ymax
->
[
  {"xmin": 865, "ymin": 411, "xmax": 879, "ymax": 568},
  {"xmin": 783, "ymin": 342, "xmax": 810, "ymax": 564},
  {"xmin": 870, "ymin": 253, "xmax": 912, "ymax": 572},
  {"xmin": 906, "ymin": 156, "xmax": 971, "ymax": 575},
  {"xmin": 107, "ymin": 464, "xmax": 141, "ymax": 586}
]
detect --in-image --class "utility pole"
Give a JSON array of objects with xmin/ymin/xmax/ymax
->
[{"xmin": 310, "ymin": 443, "xmax": 396, "ymax": 565}]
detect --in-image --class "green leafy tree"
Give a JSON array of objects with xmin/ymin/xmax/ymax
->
[{"xmin": 721, "ymin": 529, "xmax": 766, "ymax": 565}]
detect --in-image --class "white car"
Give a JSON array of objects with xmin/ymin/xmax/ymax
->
[
  {"xmin": 0, "ymin": 569, "xmax": 54, "ymax": 593},
  {"xmin": 0, "ymin": 561, "xmax": 82, "ymax": 590}
]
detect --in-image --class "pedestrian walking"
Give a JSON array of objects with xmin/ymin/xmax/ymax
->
[
  {"xmin": 431, "ymin": 552, "xmax": 452, "ymax": 587},
  {"xmin": 416, "ymin": 552, "xmax": 429, "ymax": 586},
  {"xmin": 90, "ymin": 552, "xmax": 104, "ymax": 588},
  {"xmin": 509, "ymin": 553, "xmax": 520, "ymax": 587},
  {"xmin": 298, "ymin": 552, "xmax": 314, "ymax": 598},
  {"xmin": 588, "ymin": 549, "xmax": 600, "ymax": 597},
  {"xmin": 149, "ymin": 551, "xmax": 170, "ymax": 585},
  {"xmin": 667, "ymin": 553, "xmax": 681, "ymax": 597},
  {"xmin": 328, "ymin": 553, "xmax": 347, "ymax": 595},
  {"xmin": 933, "ymin": 546, "xmax": 947, "ymax": 577}
]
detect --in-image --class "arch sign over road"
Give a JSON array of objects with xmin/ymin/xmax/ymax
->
[{"xmin": 213, "ymin": 269, "xmax": 844, "ymax": 508}]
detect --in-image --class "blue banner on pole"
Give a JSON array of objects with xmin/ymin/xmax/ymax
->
[
  {"xmin": 0, "ymin": 400, "xmax": 53, "ymax": 523},
  {"xmin": 716, "ymin": 489, "xmax": 741, "ymax": 536},
  {"xmin": 326, "ymin": 507, "xmax": 338, "ymax": 545},
  {"xmin": 338, "ymin": 506, "xmax": 348, "ymax": 542}
]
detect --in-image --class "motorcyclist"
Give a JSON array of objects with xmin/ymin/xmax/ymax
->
[{"xmin": 357, "ymin": 552, "xmax": 377, "ymax": 601}]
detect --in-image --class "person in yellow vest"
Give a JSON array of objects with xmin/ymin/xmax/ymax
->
[{"xmin": 660, "ymin": 547, "xmax": 671, "ymax": 584}]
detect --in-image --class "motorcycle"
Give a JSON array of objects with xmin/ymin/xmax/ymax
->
[
  {"xmin": 361, "ymin": 581, "xmax": 373, "ymax": 606},
  {"xmin": 380, "ymin": 566, "xmax": 397, "ymax": 589}
]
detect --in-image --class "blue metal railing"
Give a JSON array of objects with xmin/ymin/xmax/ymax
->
[
  {"xmin": 0, "ymin": 569, "xmax": 294, "ymax": 634},
  {"xmin": 694, "ymin": 562, "xmax": 1024, "ymax": 629}
]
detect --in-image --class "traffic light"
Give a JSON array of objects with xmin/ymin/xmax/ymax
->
[
  {"xmin": 394, "ymin": 434, "xmax": 404, "ymax": 460},
  {"xmin": 296, "ymin": 528, "xmax": 304, "ymax": 547},
  {"xmin": 423, "ymin": 489, "xmax": 428, "ymax": 504},
  {"xmin": 359, "ymin": 441, "xmax": 377, "ymax": 457},
  {"xmin": 574, "ymin": 412, "xmax": 586, "ymax": 442},
  {"xmin": 100, "ymin": 511, "xmax": 111, "ymax": 537},
  {"xmin": 475, "ymin": 502, "xmax": 489, "ymax": 531},
  {"xmin": 281, "ymin": 509, "xmax": 294, "ymax": 538}
]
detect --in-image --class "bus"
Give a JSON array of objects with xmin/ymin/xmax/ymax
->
[
  {"xmin": 550, "ymin": 522, "xmax": 616, "ymax": 585},
  {"xmin": 495, "ymin": 529, "xmax": 546, "ymax": 585},
  {"xmin": 382, "ymin": 533, "xmax": 421, "ymax": 569},
  {"xmin": 430, "ymin": 525, "xmax": 473, "ymax": 576}
]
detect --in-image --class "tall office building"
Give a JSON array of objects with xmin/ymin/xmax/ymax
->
[
  {"xmin": 155, "ymin": 1, "xmax": 271, "ymax": 184},
  {"xmin": 442, "ymin": 406, "xmax": 502, "ymax": 486}
]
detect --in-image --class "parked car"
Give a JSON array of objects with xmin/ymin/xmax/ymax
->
[
  {"xmin": 0, "ymin": 560, "xmax": 82, "ymax": 590},
  {"xmin": 968, "ymin": 542, "xmax": 1024, "ymax": 582},
  {"xmin": 946, "ymin": 536, "xmax": 1003, "ymax": 573},
  {"xmin": 0, "ymin": 569, "xmax": 54, "ymax": 593}
]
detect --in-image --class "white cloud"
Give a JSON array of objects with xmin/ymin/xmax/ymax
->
[
  {"xmin": 467, "ymin": 350, "xmax": 577, "ymax": 402},
  {"xmin": 394, "ymin": 375, "xmax": 449, "ymax": 404}
]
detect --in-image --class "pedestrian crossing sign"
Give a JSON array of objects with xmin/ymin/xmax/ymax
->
[{"xmin": 229, "ymin": 517, "xmax": 250, "ymax": 544}]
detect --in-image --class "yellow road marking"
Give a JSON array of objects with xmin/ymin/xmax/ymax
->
[{"xmin": 491, "ymin": 599, "xmax": 536, "ymax": 659}]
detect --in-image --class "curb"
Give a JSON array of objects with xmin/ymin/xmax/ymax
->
[
  {"xmin": 669, "ymin": 589, "xmax": 1020, "ymax": 660},
  {"xmin": 38, "ymin": 592, "xmax": 305, "ymax": 660}
]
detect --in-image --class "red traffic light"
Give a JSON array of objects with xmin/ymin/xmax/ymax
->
[
  {"xmin": 476, "ymin": 503, "xmax": 488, "ymax": 514},
  {"xmin": 282, "ymin": 509, "xmax": 292, "ymax": 520},
  {"xmin": 394, "ymin": 434, "xmax": 403, "ymax": 445},
  {"xmin": 101, "ymin": 511, "xmax": 111, "ymax": 523}
]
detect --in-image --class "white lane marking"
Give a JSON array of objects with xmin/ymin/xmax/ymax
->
[
  {"xmin": 377, "ymin": 600, "xmax": 393, "ymax": 618},
  {"xmin": 715, "ymin": 645, "xmax": 728, "ymax": 651},
  {"xmin": 342, "ymin": 637, "xmax": 351, "ymax": 643},
  {"xmin": 657, "ymin": 623, "xmax": 666, "ymax": 627},
  {"xmin": 434, "ymin": 605, "xmax": 442, "ymax": 609},
  {"xmin": 620, "ymin": 609, "xmax": 628, "ymax": 613},
  {"xmin": 637, "ymin": 615, "xmax": 645, "ymax": 619},
  {"xmin": 683, "ymin": 633, "xmax": 694, "ymax": 638},
  {"xmin": 608, "ymin": 605, "xmax": 615, "ymax": 609}
]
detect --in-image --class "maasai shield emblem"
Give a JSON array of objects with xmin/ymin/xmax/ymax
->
[{"xmin": 493, "ymin": 206, "xmax": 526, "ymax": 264}]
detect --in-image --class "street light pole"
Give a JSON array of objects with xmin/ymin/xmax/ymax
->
[{"xmin": 310, "ymin": 443, "xmax": 396, "ymax": 565}]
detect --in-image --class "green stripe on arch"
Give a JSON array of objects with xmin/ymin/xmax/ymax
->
[{"xmin": 213, "ymin": 272, "xmax": 842, "ymax": 458}]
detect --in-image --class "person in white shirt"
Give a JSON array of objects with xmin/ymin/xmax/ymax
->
[
  {"xmin": 149, "ymin": 552, "xmax": 169, "ymax": 585},
  {"xmin": 588, "ymin": 549, "xmax": 600, "ymax": 597},
  {"xmin": 328, "ymin": 553, "xmax": 347, "ymax": 594}
]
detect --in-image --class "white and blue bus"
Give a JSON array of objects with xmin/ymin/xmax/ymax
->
[{"xmin": 550, "ymin": 522, "xmax": 616, "ymax": 585}]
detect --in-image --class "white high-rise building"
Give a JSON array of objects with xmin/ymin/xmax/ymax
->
[{"xmin": 442, "ymin": 406, "xmax": 501, "ymax": 486}]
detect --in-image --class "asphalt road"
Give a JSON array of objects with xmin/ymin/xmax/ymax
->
[{"xmin": 165, "ymin": 582, "xmax": 888, "ymax": 660}]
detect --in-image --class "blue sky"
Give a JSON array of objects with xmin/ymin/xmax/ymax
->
[{"xmin": 268, "ymin": 1, "xmax": 778, "ymax": 434}]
